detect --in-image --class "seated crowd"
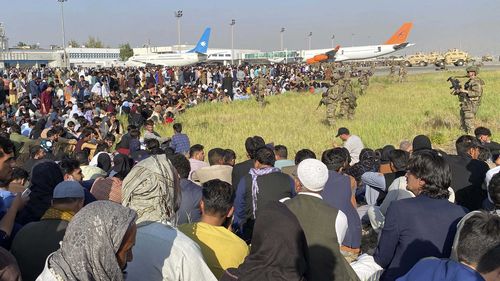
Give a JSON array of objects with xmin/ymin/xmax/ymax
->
[{"xmin": 0, "ymin": 119, "xmax": 498, "ymax": 281}]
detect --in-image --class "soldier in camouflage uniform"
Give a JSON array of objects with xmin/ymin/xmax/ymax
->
[
  {"xmin": 256, "ymin": 75, "xmax": 269, "ymax": 107},
  {"xmin": 453, "ymin": 66, "xmax": 484, "ymax": 133},
  {"xmin": 358, "ymin": 71, "xmax": 370, "ymax": 95},
  {"xmin": 324, "ymin": 75, "xmax": 342, "ymax": 126},
  {"xmin": 398, "ymin": 63, "xmax": 408, "ymax": 83},
  {"xmin": 389, "ymin": 62, "xmax": 396, "ymax": 81},
  {"xmin": 337, "ymin": 78, "xmax": 357, "ymax": 119}
]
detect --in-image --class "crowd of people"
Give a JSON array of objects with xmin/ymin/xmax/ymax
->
[{"xmin": 0, "ymin": 64, "xmax": 498, "ymax": 281}]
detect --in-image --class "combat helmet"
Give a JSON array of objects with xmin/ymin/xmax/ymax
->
[{"xmin": 466, "ymin": 66, "xmax": 479, "ymax": 74}]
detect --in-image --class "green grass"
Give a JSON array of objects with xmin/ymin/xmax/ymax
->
[{"xmin": 152, "ymin": 70, "xmax": 500, "ymax": 161}]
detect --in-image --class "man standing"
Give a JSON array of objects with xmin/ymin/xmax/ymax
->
[
  {"xmin": 284, "ymin": 159, "xmax": 359, "ymax": 281},
  {"xmin": 453, "ymin": 66, "xmax": 484, "ymax": 133},
  {"xmin": 40, "ymin": 82, "xmax": 55, "ymax": 115},
  {"xmin": 336, "ymin": 127, "xmax": 364, "ymax": 165},
  {"xmin": 170, "ymin": 123, "xmax": 190, "ymax": 155},
  {"xmin": 255, "ymin": 75, "xmax": 268, "ymax": 107},
  {"xmin": 324, "ymin": 77, "xmax": 341, "ymax": 126}
]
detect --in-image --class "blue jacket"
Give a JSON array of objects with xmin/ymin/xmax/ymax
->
[
  {"xmin": 397, "ymin": 258, "xmax": 484, "ymax": 281},
  {"xmin": 374, "ymin": 195, "xmax": 467, "ymax": 281}
]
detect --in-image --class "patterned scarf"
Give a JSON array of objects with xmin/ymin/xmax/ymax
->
[
  {"xmin": 249, "ymin": 167, "xmax": 280, "ymax": 219},
  {"xmin": 41, "ymin": 208, "xmax": 75, "ymax": 222},
  {"xmin": 48, "ymin": 201, "xmax": 137, "ymax": 281}
]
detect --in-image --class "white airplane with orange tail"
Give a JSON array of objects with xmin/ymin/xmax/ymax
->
[{"xmin": 305, "ymin": 22, "xmax": 414, "ymax": 64}]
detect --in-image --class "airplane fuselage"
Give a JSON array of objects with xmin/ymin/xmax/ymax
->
[
  {"xmin": 128, "ymin": 52, "xmax": 207, "ymax": 67},
  {"xmin": 303, "ymin": 43, "xmax": 409, "ymax": 62}
]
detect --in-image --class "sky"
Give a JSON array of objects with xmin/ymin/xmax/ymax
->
[{"xmin": 2, "ymin": 0, "xmax": 500, "ymax": 56}]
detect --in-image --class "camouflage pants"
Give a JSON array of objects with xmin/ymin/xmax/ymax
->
[
  {"xmin": 399, "ymin": 74, "xmax": 407, "ymax": 83},
  {"xmin": 326, "ymin": 102, "xmax": 336, "ymax": 126},
  {"xmin": 256, "ymin": 93, "xmax": 265, "ymax": 107},
  {"xmin": 347, "ymin": 99, "xmax": 357, "ymax": 119},
  {"xmin": 460, "ymin": 102, "xmax": 478, "ymax": 133},
  {"xmin": 337, "ymin": 99, "xmax": 349, "ymax": 119},
  {"xmin": 360, "ymin": 85, "xmax": 367, "ymax": 95}
]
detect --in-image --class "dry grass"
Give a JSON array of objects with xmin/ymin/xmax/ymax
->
[{"xmin": 147, "ymin": 70, "xmax": 499, "ymax": 161}]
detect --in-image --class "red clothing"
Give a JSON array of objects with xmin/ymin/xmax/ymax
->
[{"xmin": 40, "ymin": 90, "xmax": 52, "ymax": 115}]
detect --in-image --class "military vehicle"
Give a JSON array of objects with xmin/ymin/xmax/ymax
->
[
  {"xmin": 403, "ymin": 53, "xmax": 428, "ymax": 67},
  {"xmin": 427, "ymin": 52, "xmax": 444, "ymax": 66},
  {"xmin": 438, "ymin": 49, "xmax": 470, "ymax": 66},
  {"xmin": 481, "ymin": 55, "xmax": 493, "ymax": 62}
]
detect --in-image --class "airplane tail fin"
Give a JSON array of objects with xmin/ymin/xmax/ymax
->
[
  {"xmin": 187, "ymin": 27, "xmax": 211, "ymax": 54},
  {"xmin": 385, "ymin": 22, "xmax": 413, "ymax": 45}
]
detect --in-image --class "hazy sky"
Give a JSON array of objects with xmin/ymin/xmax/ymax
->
[{"xmin": 2, "ymin": 0, "xmax": 500, "ymax": 56}]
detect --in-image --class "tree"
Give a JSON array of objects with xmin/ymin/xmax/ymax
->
[
  {"xmin": 16, "ymin": 42, "xmax": 27, "ymax": 47},
  {"xmin": 119, "ymin": 43, "xmax": 134, "ymax": 61},
  {"xmin": 85, "ymin": 36, "xmax": 104, "ymax": 48},
  {"xmin": 68, "ymin": 39, "xmax": 79, "ymax": 48}
]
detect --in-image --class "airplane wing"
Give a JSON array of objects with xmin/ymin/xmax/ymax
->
[{"xmin": 306, "ymin": 45, "xmax": 340, "ymax": 64}]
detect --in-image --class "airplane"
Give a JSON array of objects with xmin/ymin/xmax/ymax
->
[
  {"xmin": 126, "ymin": 27, "xmax": 211, "ymax": 67},
  {"xmin": 305, "ymin": 22, "xmax": 413, "ymax": 64}
]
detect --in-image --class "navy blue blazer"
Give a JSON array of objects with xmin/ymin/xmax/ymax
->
[{"xmin": 374, "ymin": 195, "xmax": 467, "ymax": 281}]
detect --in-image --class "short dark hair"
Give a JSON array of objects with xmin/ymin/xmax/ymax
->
[
  {"xmin": 488, "ymin": 173, "xmax": 500, "ymax": 209},
  {"xmin": 255, "ymin": 147, "xmax": 275, "ymax": 166},
  {"xmin": 168, "ymin": 153, "xmax": 190, "ymax": 179},
  {"xmin": 274, "ymin": 145, "xmax": 288, "ymax": 159},
  {"xmin": 104, "ymin": 134, "xmax": 116, "ymax": 143},
  {"xmin": 0, "ymin": 136, "xmax": 15, "ymax": 158},
  {"xmin": 189, "ymin": 144, "xmax": 204, "ymax": 158},
  {"xmin": 245, "ymin": 136, "xmax": 265, "ymax": 159},
  {"xmin": 455, "ymin": 135, "xmax": 481, "ymax": 156},
  {"xmin": 321, "ymin": 148, "xmax": 349, "ymax": 172},
  {"xmin": 208, "ymin": 148, "xmax": 226, "ymax": 166},
  {"xmin": 59, "ymin": 158, "xmax": 80, "ymax": 175},
  {"xmin": 29, "ymin": 145, "xmax": 44, "ymax": 158},
  {"xmin": 129, "ymin": 129, "xmax": 140, "ymax": 139},
  {"xmin": 145, "ymin": 138, "xmax": 160, "ymax": 151},
  {"xmin": 80, "ymin": 127, "xmax": 94, "ymax": 138},
  {"xmin": 11, "ymin": 167, "xmax": 29, "ymax": 181},
  {"xmin": 223, "ymin": 149, "xmax": 236, "ymax": 165},
  {"xmin": 294, "ymin": 149, "xmax": 316, "ymax": 165},
  {"xmin": 202, "ymin": 179, "xmax": 235, "ymax": 216},
  {"xmin": 145, "ymin": 119, "xmax": 155, "ymax": 127},
  {"xmin": 407, "ymin": 150, "xmax": 450, "ymax": 199},
  {"xmin": 173, "ymin": 123, "xmax": 182, "ymax": 133},
  {"xmin": 388, "ymin": 149, "xmax": 410, "ymax": 172},
  {"xmin": 474, "ymin": 126, "xmax": 492, "ymax": 138},
  {"xmin": 75, "ymin": 151, "xmax": 89, "ymax": 166},
  {"xmin": 457, "ymin": 212, "xmax": 500, "ymax": 270}
]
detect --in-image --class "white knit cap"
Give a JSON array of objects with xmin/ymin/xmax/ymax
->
[{"xmin": 297, "ymin": 159, "xmax": 329, "ymax": 192}]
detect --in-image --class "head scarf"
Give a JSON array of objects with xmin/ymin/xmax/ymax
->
[
  {"xmin": 248, "ymin": 167, "xmax": 279, "ymax": 219},
  {"xmin": 122, "ymin": 154, "xmax": 179, "ymax": 225},
  {"xmin": 16, "ymin": 161, "xmax": 64, "ymax": 225},
  {"xmin": 97, "ymin": 153, "xmax": 112, "ymax": 173},
  {"xmin": 227, "ymin": 202, "xmax": 308, "ymax": 281},
  {"xmin": 110, "ymin": 154, "xmax": 132, "ymax": 178},
  {"xmin": 49, "ymin": 201, "xmax": 137, "ymax": 281}
]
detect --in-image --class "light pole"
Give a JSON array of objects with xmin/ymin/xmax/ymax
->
[
  {"xmin": 230, "ymin": 19, "xmax": 235, "ymax": 65},
  {"xmin": 331, "ymin": 34, "xmax": 335, "ymax": 48},
  {"xmin": 174, "ymin": 10, "xmax": 183, "ymax": 52},
  {"xmin": 58, "ymin": 0, "xmax": 68, "ymax": 68},
  {"xmin": 280, "ymin": 27, "xmax": 285, "ymax": 51},
  {"xmin": 308, "ymin": 32, "xmax": 312, "ymax": 50}
]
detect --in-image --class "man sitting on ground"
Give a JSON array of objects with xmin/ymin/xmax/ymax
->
[
  {"xmin": 179, "ymin": 179, "xmax": 249, "ymax": 279},
  {"xmin": 11, "ymin": 181, "xmax": 85, "ymax": 281},
  {"xmin": 273, "ymin": 145, "xmax": 294, "ymax": 170}
]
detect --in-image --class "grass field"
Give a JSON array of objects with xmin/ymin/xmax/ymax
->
[{"xmin": 155, "ymin": 70, "xmax": 500, "ymax": 161}]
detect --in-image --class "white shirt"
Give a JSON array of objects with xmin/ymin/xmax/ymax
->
[
  {"xmin": 127, "ymin": 222, "xmax": 217, "ymax": 281},
  {"xmin": 287, "ymin": 192, "xmax": 348, "ymax": 244},
  {"xmin": 343, "ymin": 135, "xmax": 364, "ymax": 165}
]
